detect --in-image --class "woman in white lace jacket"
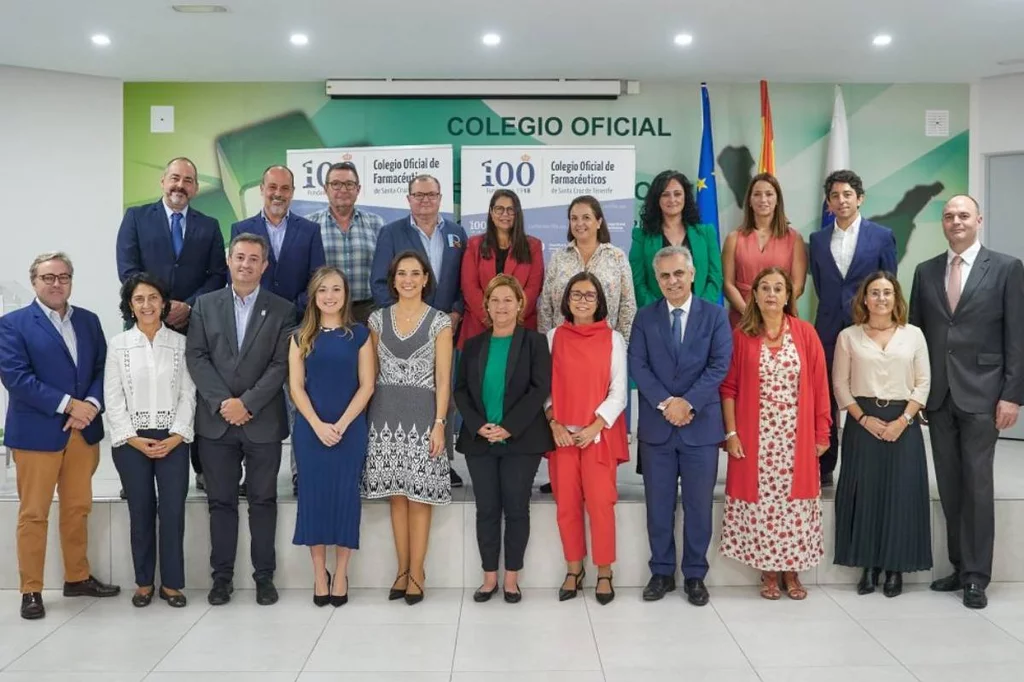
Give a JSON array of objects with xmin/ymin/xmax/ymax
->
[{"xmin": 104, "ymin": 273, "xmax": 196, "ymax": 608}]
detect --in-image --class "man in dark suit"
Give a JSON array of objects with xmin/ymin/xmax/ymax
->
[
  {"xmin": 0, "ymin": 252, "xmax": 120, "ymax": 620},
  {"xmin": 371, "ymin": 174, "xmax": 467, "ymax": 486},
  {"xmin": 809, "ymin": 169, "xmax": 898, "ymax": 486},
  {"xmin": 185, "ymin": 233, "xmax": 295, "ymax": 607},
  {"xmin": 909, "ymin": 194, "xmax": 1024, "ymax": 609},
  {"xmin": 628, "ymin": 246, "xmax": 732, "ymax": 606},
  {"xmin": 116, "ymin": 156, "xmax": 227, "ymax": 489},
  {"xmin": 230, "ymin": 165, "xmax": 325, "ymax": 321}
]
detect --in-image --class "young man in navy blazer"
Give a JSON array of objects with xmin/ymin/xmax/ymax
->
[
  {"xmin": 230, "ymin": 165, "xmax": 326, "ymax": 322},
  {"xmin": 628, "ymin": 246, "xmax": 732, "ymax": 606},
  {"xmin": 809, "ymin": 170, "xmax": 898, "ymax": 486},
  {"xmin": 0, "ymin": 252, "xmax": 121, "ymax": 620},
  {"xmin": 115, "ymin": 157, "xmax": 228, "ymax": 488}
]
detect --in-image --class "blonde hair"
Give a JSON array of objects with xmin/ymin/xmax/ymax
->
[
  {"xmin": 295, "ymin": 266, "xmax": 354, "ymax": 358},
  {"xmin": 737, "ymin": 266, "xmax": 796, "ymax": 337},
  {"xmin": 483, "ymin": 274, "xmax": 526, "ymax": 327},
  {"xmin": 851, "ymin": 271, "xmax": 908, "ymax": 326}
]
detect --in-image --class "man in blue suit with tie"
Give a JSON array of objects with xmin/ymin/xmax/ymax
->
[
  {"xmin": 0, "ymin": 252, "xmax": 121, "ymax": 620},
  {"xmin": 230, "ymin": 165, "xmax": 326, "ymax": 322},
  {"xmin": 116, "ymin": 157, "xmax": 228, "ymax": 489},
  {"xmin": 370, "ymin": 174, "xmax": 467, "ymax": 486},
  {"xmin": 809, "ymin": 170, "xmax": 898, "ymax": 486},
  {"xmin": 628, "ymin": 246, "xmax": 732, "ymax": 606}
]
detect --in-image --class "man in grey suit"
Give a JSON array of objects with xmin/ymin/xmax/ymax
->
[
  {"xmin": 186, "ymin": 233, "xmax": 295, "ymax": 607},
  {"xmin": 909, "ymin": 194, "xmax": 1024, "ymax": 609}
]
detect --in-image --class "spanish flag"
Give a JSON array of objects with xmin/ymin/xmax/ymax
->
[{"xmin": 758, "ymin": 80, "xmax": 775, "ymax": 175}]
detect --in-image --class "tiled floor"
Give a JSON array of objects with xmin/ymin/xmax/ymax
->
[{"xmin": 1, "ymin": 582, "xmax": 1024, "ymax": 680}]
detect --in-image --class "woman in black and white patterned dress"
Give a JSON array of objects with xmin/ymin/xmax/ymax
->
[{"xmin": 361, "ymin": 250, "xmax": 453, "ymax": 605}]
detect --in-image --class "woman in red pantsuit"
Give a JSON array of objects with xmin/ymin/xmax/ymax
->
[
  {"xmin": 545, "ymin": 272, "xmax": 629, "ymax": 605},
  {"xmin": 458, "ymin": 189, "xmax": 544, "ymax": 349}
]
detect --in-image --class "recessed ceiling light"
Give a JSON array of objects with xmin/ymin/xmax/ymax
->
[
  {"xmin": 290, "ymin": 33, "xmax": 309, "ymax": 46},
  {"xmin": 171, "ymin": 4, "xmax": 228, "ymax": 12},
  {"xmin": 873, "ymin": 34, "xmax": 892, "ymax": 47},
  {"xmin": 91, "ymin": 34, "xmax": 111, "ymax": 46},
  {"xmin": 482, "ymin": 33, "xmax": 501, "ymax": 47},
  {"xmin": 674, "ymin": 33, "xmax": 693, "ymax": 47}
]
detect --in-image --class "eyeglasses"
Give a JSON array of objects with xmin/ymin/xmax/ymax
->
[
  {"xmin": 867, "ymin": 291, "xmax": 895, "ymax": 299},
  {"xmin": 569, "ymin": 291, "xmax": 598, "ymax": 302},
  {"xmin": 327, "ymin": 181, "xmax": 358, "ymax": 191},
  {"xmin": 38, "ymin": 274, "xmax": 72, "ymax": 285},
  {"xmin": 410, "ymin": 192, "xmax": 441, "ymax": 201},
  {"xmin": 491, "ymin": 206, "xmax": 516, "ymax": 216}
]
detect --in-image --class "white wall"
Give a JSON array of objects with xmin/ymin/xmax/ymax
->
[
  {"xmin": 969, "ymin": 73, "xmax": 1024, "ymax": 214},
  {"xmin": 0, "ymin": 65, "xmax": 123, "ymax": 336}
]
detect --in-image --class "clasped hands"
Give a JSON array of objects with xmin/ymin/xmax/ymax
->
[
  {"xmin": 128, "ymin": 434, "xmax": 183, "ymax": 459},
  {"xmin": 477, "ymin": 423, "xmax": 512, "ymax": 444},
  {"xmin": 662, "ymin": 397, "xmax": 693, "ymax": 427},
  {"xmin": 219, "ymin": 398, "xmax": 251, "ymax": 426},
  {"xmin": 860, "ymin": 415, "xmax": 907, "ymax": 442},
  {"xmin": 63, "ymin": 398, "xmax": 99, "ymax": 431}
]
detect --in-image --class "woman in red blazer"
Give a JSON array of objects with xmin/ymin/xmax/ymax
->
[
  {"xmin": 719, "ymin": 267, "xmax": 831, "ymax": 601},
  {"xmin": 458, "ymin": 190, "xmax": 544, "ymax": 349}
]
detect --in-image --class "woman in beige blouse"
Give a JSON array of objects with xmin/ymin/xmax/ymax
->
[{"xmin": 831, "ymin": 271, "xmax": 931, "ymax": 598}]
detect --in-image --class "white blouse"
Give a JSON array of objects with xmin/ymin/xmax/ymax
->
[
  {"xmin": 103, "ymin": 325, "xmax": 196, "ymax": 447},
  {"xmin": 543, "ymin": 325, "xmax": 628, "ymax": 437},
  {"xmin": 832, "ymin": 323, "xmax": 931, "ymax": 409}
]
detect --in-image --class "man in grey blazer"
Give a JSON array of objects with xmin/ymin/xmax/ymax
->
[
  {"xmin": 186, "ymin": 233, "xmax": 295, "ymax": 607},
  {"xmin": 909, "ymin": 195, "xmax": 1024, "ymax": 609}
]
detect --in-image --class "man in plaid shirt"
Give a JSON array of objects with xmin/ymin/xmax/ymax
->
[{"xmin": 306, "ymin": 162, "xmax": 384, "ymax": 324}]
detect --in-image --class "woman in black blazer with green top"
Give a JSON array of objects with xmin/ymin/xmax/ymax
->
[{"xmin": 455, "ymin": 274, "xmax": 554, "ymax": 604}]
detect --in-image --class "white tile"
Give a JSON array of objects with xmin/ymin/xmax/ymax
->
[
  {"xmin": 303, "ymin": 623, "xmax": 457, "ymax": 672},
  {"xmin": 857, "ymin": 616, "xmax": 1024, "ymax": 665},
  {"xmin": 603, "ymin": 670, "xmax": 759, "ymax": 682},
  {"xmin": 299, "ymin": 674, "xmax": 448, "ymax": 682},
  {"xmin": 453, "ymin": 622, "xmax": 600, "ymax": 672},
  {"xmin": 909, "ymin": 662, "xmax": 1024, "ymax": 682},
  {"xmin": 0, "ymin": 590, "xmax": 97, "ymax": 668},
  {"xmin": 584, "ymin": 587, "xmax": 726, "ymax": 626},
  {"xmin": 327, "ymin": 588, "xmax": 462, "ymax": 625},
  {"xmin": 0, "ymin": 674, "xmax": 143, "ymax": 682},
  {"xmin": 710, "ymin": 585, "xmax": 851, "ymax": 623},
  {"xmin": 592, "ymin": 621, "xmax": 748, "ymax": 671},
  {"xmin": 459, "ymin": 588, "xmax": 588, "ymax": 626},
  {"xmin": 755, "ymin": 667, "xmax": 917, "ymax": 682},
  {"xmin": 451, "ymin": 674, "xmax": 605, "ymax": 682},
  {"xmin": 973, "ymin": 582, "xmax": 1024, "ymax": 619},
  {"xmin": 822, "ymin": 584, "xmax": 978, "ymax": 620},
  {"xmin": 147, "ymin": 675, "xmax": 297, "ymax": 682},
  {"xmin": 725, "ymin": 619, "xmax": 897, "ymax": 668}
]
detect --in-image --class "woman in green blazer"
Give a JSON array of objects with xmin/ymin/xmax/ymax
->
[{"xmin": 629, "ymin": 170, "xmax": 723, "ymax": 307}]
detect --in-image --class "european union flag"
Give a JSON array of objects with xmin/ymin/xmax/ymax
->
[{"xmin": 696, "ymin": 83, "xmax": 721, "ymax": 300}]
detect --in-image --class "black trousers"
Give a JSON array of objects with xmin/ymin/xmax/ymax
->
[
  {"xmin": 466, "ymin": 450, "xmax": 542, "ymax": 572},
  {"xmin": 926, "ymin": 392, "xmax": 999, "ymax": 587},
  {"xmin": 112, "ymin": 429, "xmax": 190, "ymax": 589},
  {"xmin": 198, "ymin": 428, "xmax": 282, "ymax": 583}
]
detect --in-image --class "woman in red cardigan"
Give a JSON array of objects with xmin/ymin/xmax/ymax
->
[
  {"xmin": 719, "ymin": 266, "xmax": 831, "ymax": 600},
  {"xmin": 458, "ymin": 189, "xmax": 544, "ymax": 349}
]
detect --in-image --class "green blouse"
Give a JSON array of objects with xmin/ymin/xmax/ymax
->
[
  {"xmin": 482, "ymin": 335, "xmax": 512, "ymax": 425},
  {"xmin": 629, "ymin": 224, "xmax": 724, "ymax": 307}
]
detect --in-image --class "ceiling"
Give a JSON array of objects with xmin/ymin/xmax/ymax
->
[{"xmin": 2, "ymin": 0, "xmax": 1024, "ymax": 83}]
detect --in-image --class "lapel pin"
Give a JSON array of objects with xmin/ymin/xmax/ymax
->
[{"xmin": 261, "ymin": 309, "xmax": 266, "ymax": 317}]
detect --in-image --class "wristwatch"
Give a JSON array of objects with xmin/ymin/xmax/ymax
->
[
  {"xmin": 902, "ymin": 413, "xmax": 914, "ymax": 425},
  {"xmin": 434, "ymin": 417, "xmax": 447, "ymax": 426},
  {"xmin": 724, "ymin": 431, "xmax": 738, "ymax": 439}
]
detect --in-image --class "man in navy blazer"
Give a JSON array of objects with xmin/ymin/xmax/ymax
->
[
  {"xmin": 230, "ymin": 165, "xmax": 326, "ymax": 321},
  {"xmin": 0, "ymin": 252, "xmax": 120, "ymax": 620},
  {"xmin": 809, "ymin": 169, "xmax": 897, "ymax": 485},
  {"xmin": 628, "ymin": 246, "xmax": 732, "ymax": 606},
  {"xmin": 116, "ymin": 157, "xmax": 227, "ymax": 331}
]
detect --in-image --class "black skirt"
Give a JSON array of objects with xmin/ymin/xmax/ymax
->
[{"xmin": 833, "ymin": 398, "xmax": 932, "ymax": 572}]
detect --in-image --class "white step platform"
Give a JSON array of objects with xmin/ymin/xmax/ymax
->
[{"xmin": 2, "ymin": 430, "xmax": 1024, "ymax": 591}]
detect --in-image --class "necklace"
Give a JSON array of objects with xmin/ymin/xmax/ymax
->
[
  {"xmin": 396, "ymin": 305, "xmax": 425, "ymax": 323},
  {"xmin": 764, "ymin": 322, "xmax": 785, "ymax": 342},
  {"xmin": 867, "ymin": 322, "xmax": 896, "ymax": 332}
]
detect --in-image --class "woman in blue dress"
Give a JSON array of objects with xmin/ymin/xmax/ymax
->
[{"xmin": 289, "ymin": 266, "xmax": 375, "ymax": 607}]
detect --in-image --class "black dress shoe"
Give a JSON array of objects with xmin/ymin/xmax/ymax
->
[
  {"xmin": 389, "ymin": 571, "xmax": 409, "ymax": 601},
  {"xmin": 314, "ymin": 570, "xmax": 331, "ymax": 607},
  {"xmin": 255, "ymin": 578, "xmax": 279, "ymax": 605},
  {"xmin": 683, "ymin": 578, "xmax": 710, "ymax": 606},
  {"xmin": 159, "ymin": 588, "xmax": 187, "ymax": 608},
  {"xmin": 473, "ymin": 585, "xmax": 499, "ymax": 603},
  {"xmin": 21, "ymin": 592, "xmax": 45, "ymax": 620},
  {"xmin": 595, "ymin": 574, "xmax": 615, "ymax": 605},
  {"xmin": 504, "ymin": 588, "xmax": 522, "ymax": 604},
  {"xmin": 857, "ymin": 567, "xmax": 882, "ymax": 595},
  {"xmin": 195, "ymin": 473, "xmax": 206, "ymax": 491},
  {"xmin": 292, "ymin": 474, "xmax": 299, "ymax": 497},
  {"xmin": 450, "ymin": 469, "xmax": 464, "ymax": 488},
  {"xmin": 558, "ymin": 569, "xmax": 585, "ymax": 602},
  {"xmin": 820, "ymin": 472, "xmax": 835, "ymax": 487},
  {"xmin": 132, "ymin": 588, "xmax": 154, "ymax": 607},
  {"xmin": 883, "ymin": 571, "xmax": 903, "ymax": 598},
  {"xmin": 963, "ymin": 583, "xmax": 988, "ymax": 609},
  {"xmin": 404, "ymin": 575, "xmax": 425, "ymax": 605},
  {"xmin": 330, "ymin": 577, "xmax": 348, "ymax": 607},
  {"xmin": 63, "ymin": 575, "xmax": 121, "ymax": 598},
  {"xmin": 930, "ymin": 572, "xmax": 963, "ymax": 592},
  {"xmin": 207, "ymin": 579, "xmax": 233, "ymax": 605},
  {"xmin": 642, "ymin": 574, "xmax": 676, "ymax": 602},
  {"xmin": 539, "ymin": 482, "xmax": 553, "ymax": 494}
]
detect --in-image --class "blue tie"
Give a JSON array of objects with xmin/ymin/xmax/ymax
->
[
  {"xmin": 671, "ymin": 308, "xmax": 684, "ymax": 354},
  {"xmin": 171, "ymin": 212, "xmax": 184, "ymax": 258}
]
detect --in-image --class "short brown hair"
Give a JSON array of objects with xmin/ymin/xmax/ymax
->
[
  {"xmin": 738, "ymin": 266, "xmax": 796, "ymax": 337},
  {"xmin": 229, "ymin": 233, "xmax": 269, "ymax": 261},
  {"xmin": 851, "ymin": 271, "xmax": 908, "ymax": 326},
  {"xmin": 387, "ymin": 250, "xmax": 435, "ymax": 301},
  {"xmin": 483, "ymin": 274, "xmax": 526, "ymax": 327},
  {"xmin": 560, "ymin": 272, "xmax": 609, "ymax": 324}
]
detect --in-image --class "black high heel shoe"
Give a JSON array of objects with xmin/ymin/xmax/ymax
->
[
  {"xmin": 558, "ymin": 568, "xmax": 585, "ymax": 602},
  {"xmin": 389, "ymin": 571, "xmax": 409, "ymax": 601},
  {"xmin": 405, "ymin": 574, "xmax": 425, "ymax": 605},
  {"xmin": 883, "ymin": 571, "xmax": 903, "ymax": 598},
  {"xmin": 314, "ymin": 570, "xmax": 331, "ymax": 607},
  {"xmin": 856, "ymin": 567, "xmax": 882, "ymax": 595},
  {"xmin": 330, "ymin": 576, "xmax": 348, "ymax": 607},
  {"xmin": 595, "ymin": 573, "xmax": 616, "ymax": 605}
]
